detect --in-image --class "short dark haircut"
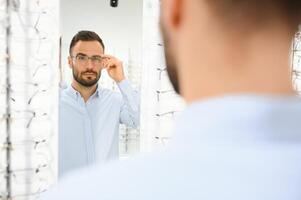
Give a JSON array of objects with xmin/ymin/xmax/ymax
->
[
  {"xmin": 208, "ymin": 0, "xmax": 301, "ymax": 29},
  {"xmin": 69, "ymin": 30, "xmax": 105, "ymax": 55}
]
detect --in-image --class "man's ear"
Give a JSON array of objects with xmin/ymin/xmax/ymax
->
[
  {"xmin": 161, "ymin": 0, "xmax": 183, "ymax": 31},
  {"xmin": 68, "ymin": 56, "xmax": 73, "ymax": 69}
]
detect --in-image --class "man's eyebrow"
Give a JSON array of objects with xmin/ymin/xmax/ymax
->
[
  {"xmin": 76, "ymin": 53, "xmax": 102, "ymax": 57},
  {"xmin": 76, "ymin": 53, "xmax": 87, "ymax": 56}
]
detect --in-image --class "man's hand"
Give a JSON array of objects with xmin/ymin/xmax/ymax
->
[{"xmin": 102, "ymin": 55, "xmax": 125, "ymax": 83}]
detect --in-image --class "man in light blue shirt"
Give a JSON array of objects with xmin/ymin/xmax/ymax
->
[
  {"xmin": 43, "ymin": 1, "xmax": 301, "ymax": 199},
  {"xmin": 59, "ymin": 30, "xmax": 139, "ymax": 177}
]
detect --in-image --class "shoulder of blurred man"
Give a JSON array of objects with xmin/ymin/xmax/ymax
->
[{"xmin": 41, "ymin": 140, "xmax": 301, "ymax": 200}]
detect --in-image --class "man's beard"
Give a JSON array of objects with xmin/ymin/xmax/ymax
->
[
  {"xmin": 160, "ymin": 23, "xmax": 180, "ymax": 94},
  {"xmin": 72, "ymin": 66, "xmax": 101, "ymax": 87}
]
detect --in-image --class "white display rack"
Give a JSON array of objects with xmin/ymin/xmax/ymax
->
[
  {"xmin": 140, "ymin": 0, "xmax": 186, "ymax": 153},
  {"xmin": 292, "ymin": 31, "xmax": 301, "ymax": 93},
  {"xmin": 0, "ymin": 0, "xmax": 59, "ymax": 199}
]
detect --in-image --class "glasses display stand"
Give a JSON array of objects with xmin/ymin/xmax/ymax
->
[{"xmin": 0, "ymin": 0, "xmax": 59, "ymax": 199}]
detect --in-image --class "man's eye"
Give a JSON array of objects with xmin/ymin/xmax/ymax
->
[{"xmin": 77, "ymin": 55, "xmax": 86, "ymax": 60}]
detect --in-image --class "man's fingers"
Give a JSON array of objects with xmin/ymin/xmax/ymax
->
[
  {"xmin": 101, "ymin": 55, "xmax": 121, "ymax": 64},
  {"xmin": 107, "ymin": 60, "xmax": 118, "ymax": 68},
  {"xmin": 101, "ymin": 55, "xmax": 121, "ymax": 70},
  {"xmin": 102, "ymin": 59, "xmax": 114, "ymax": 68},
  {"xmin": 101, "ymin": 54, "xmax": 114, "ymax": 59}
]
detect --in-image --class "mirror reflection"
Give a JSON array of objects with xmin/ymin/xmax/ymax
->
[{"xmin": 59, "ymin": 0, "xmax": 143, "ymax": 177}]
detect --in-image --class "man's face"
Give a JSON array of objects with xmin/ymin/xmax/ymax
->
[{"xmin": 69, "ymin": 40, "xmax": 104, "ymax": 87}]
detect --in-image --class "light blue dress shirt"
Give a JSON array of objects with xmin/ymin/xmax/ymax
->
[
  {"xmin": 44, "ymin": 95, "xmax": 301, "ymax": 200},
  {"xmin": 59, "ymin": 79, "xmax": 139, "ymax": 177}
]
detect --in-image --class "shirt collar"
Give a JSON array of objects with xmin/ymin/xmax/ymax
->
[
  {"xmin": 66, "ymin": 84, "xmax": 101, "ymax": 101},
  {"xmin": 171, "ymin": 94, "xmax": 301, "ymax": 148}
]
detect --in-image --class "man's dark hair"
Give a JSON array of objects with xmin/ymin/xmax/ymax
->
[
  {"xmin": 69, "ymin": 30, "xmax": 105, "ymax": 55},
  {"xmin": 208, "ymin": 0, "xmax": 301, "ymax": 29}
]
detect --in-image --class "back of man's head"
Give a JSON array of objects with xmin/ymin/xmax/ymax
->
[
  {"xmin": 209, "ymin": 0, "xmax": 301, "ymax": 30},
  {"xmin": 160, "ymin": 0, "xmax": 299, "ymax": 102}
]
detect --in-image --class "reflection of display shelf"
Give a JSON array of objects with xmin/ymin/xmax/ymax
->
[
  {"xmin": 119, "ymin": 49, "xmax": 141, "ymax": 158},
  {"xmin": 292, "ymin": 31, "xmax": 301, "ymax": 93},
  {"xmin": 140, "ymin": 0, "xmax": 186, "ymax": 153},
  {"xmin": 0, "ymin": 1, "xmax": 59, "ymax": 199}
]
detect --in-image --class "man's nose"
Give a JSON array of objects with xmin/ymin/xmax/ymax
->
[{"xmin": 86, "ymin": 59, "xmax": 94, "ymax": 69}]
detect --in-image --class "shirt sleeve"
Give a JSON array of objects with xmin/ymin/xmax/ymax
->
[{"xmin": 117, "ymin": 79, "xmax": 140, "ymax": 128}]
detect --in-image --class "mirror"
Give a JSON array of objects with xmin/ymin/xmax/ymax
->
[{"xmin": 59, "ymin": 0, "xmax": 143, "ymax": 177}]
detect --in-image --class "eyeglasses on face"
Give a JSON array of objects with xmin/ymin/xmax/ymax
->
[{"xmin": 71, "ymin": 54, "xmax": 103, "ymax": 67}]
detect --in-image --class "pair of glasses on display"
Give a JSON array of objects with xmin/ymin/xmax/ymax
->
[
  {"xmin": 0, "ymin": 140, "xmax": 55, "ymax": 200},
  {"xmin": 120, "ymin": 132, "xmax": 140, "ymax": 143},
  {"xmin": 0, "ymin": 61, "xmax": 52, "ymax": 79},
  {"xmin": 156, "ymin": 67, "xmax": 167, "ymax": 81},
  {"xmin": 120, "ymin": 132, "xmax": 140, "ymax": 154},
  {"xmin": 156, "ymin": 89, "xmax": 176, "ymax": 102},
  {"xmin": 0, "ymin": 0, "xmax": 58, "ymax": 61},
  {"xmin": 0, "ymin": 110, "xmax": 51, "ymax": 133},
  {"xmin": 0, "ymin": 82, "xmax": 53, "ymax": 108},
  {"xmin": 154, "ymin": 110, "xmax": 181, "ymax": 145},
  {"xmin": 292, "ymin": 69, "xmax": 301, "ymax": 91},
  {"xmin": 0, "ymin": 165, "xmax": 52, "ymax": 200},
  {"xmin": 0, "ymin": 146, "xmax": 54, "ymax": 179},
  {"xmin": 155, "ymin": 110, "xmax": 181, "ymax": 120},
  {"xmin": 154, "ymin": 136, "xmax": 171, "ymax": 146}
]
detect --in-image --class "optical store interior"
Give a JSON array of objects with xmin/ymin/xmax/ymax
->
[{"xmin": 1, "ymin": 0, "xmax": 301, "ymax": 199}]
